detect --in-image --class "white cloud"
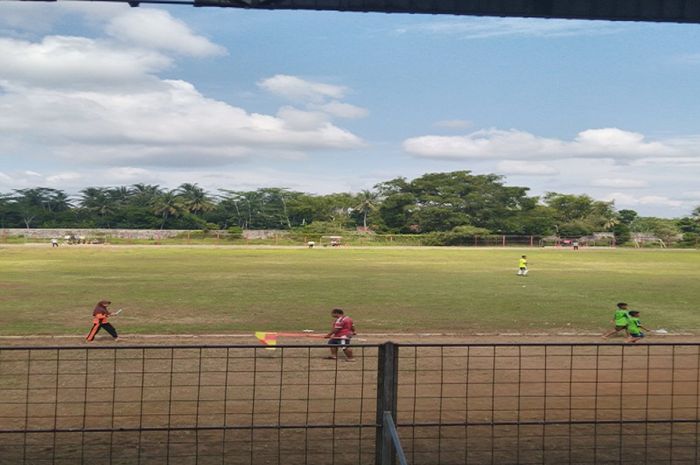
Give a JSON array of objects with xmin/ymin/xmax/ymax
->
[
  {"xmin": 46, "ymin": 172, "xmax": 83, "ymax": 183},
  {"xmin": 0, "ymin": 28, "xmax": 364, "ymax": 168},
  {"xmin": 433, "ymin": 119, "xmax": 473, "ymax": 129},
  {"xmin": 311, "ymin": 101, "xmax": 369, "ymax": 119},
  {"xmin": 104, "ymin": 167, "xmax": 160, "ymax": 183},
  {"xmin": 276, "ymin": 106, "xmax": 330, "ymax": 131},
  {"xmin": 591, "ymin": 178, "xmax": 649, "ymax": 189},
  {"xmin": 403, "ymin": 128, "xmax": 685, "ymax": 161},
  {"xmin": 105, "ymin": 8, "xmax": 226, "ymax": 57},
  {"xmin": 0, "ymin": 36, "xmax": 171, "ymax": 89},
  {"xmin": 258, "ymin": 74, "xmax": 347, "ymax": 103},
  {"xmin": 258, "ymin": 75, "xmax": 368, "ymax": 120},
  {"xmin": 0, "ymin": 166, "xmax": 380, "ymax": 197},
  {"xmin": 0, "ymin": 170, "xmax": 50, "ymax": 189},
  {"xmin": 633, "ymin": 156, "xmax": 700, "ymax": 167},
  {"xmin": 604, "ymin": 192, "xmax": 684, "ymax": 208},
  {"xmin": 394, "ymin": 18, "xmax": 624, "ymax": 40},
  {"xmin": 496, "ymin": 160, "xmax": 558, "ymax": 176}
]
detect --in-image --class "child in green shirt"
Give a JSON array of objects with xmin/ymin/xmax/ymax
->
[
  {"xmin": 602, "ymin": 302, "xmax": 630, "ymax": 338},
  {"xmin": 626, "ymin": 310, "xmax": 650, "ymax": 343}
]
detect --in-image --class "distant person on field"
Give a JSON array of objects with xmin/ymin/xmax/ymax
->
[
  {"xmin": 602, "ymin": 302, "xmax": 630, "ymax": 338},
  {"xmin": 626, "ymin": 310, "xmax": 650, "ymax": 343},
  {"xmin": 573, "ymin": 240, "xmax": 579, "ymax": 251},
  {"xmin": 51, "ymin": 238, "xmax": 59, "ymax": 248},
  {"xmin": 86, "ymin": 300, "xmax": 119, "ymax": 342},
  {"xmin": 517, "ymin": 255, "xmax": 528, "ymax": 277},
  {"xmin": 325, "ymin": 308, "xmax": 356, "ymax": 361}
]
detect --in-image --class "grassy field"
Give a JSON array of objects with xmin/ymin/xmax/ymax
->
[{"xmin": 0, "ymin": 245, "xmax": 698, "ymax": 335}]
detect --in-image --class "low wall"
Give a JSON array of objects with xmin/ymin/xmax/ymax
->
[{"xmin": 0, "ymin": 228, "xmax": 287, "ymax": 240}]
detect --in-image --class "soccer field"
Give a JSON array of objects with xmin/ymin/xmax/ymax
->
[{"xmin": 0, "ymin": 245, "xmax": 698, "ymax": 336}]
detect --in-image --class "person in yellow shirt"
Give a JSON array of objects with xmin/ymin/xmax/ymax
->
[{"xmin": 517, "ymin": 255, "xmax": 528, "ymax": 277}]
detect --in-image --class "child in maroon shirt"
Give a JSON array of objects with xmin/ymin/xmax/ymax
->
[{"xmin": 325, "ymin": 308, "xmax": 356, "ymax": 361}]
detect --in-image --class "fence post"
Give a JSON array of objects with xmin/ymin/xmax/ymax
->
[{"xmin": 376, "ymin": 342, "xmax": 399, "ymax": 465}]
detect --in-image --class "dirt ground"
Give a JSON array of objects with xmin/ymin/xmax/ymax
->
[
  {"xmin": 2, "ymin": 331, "xmax": 700, "ymax": 346},
  {"xmin": 1, "ymin": 335, "xmax": 700, "ymax": 465}
]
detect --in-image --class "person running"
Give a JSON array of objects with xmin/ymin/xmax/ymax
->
[
  {"xmin": 626, "ymin": 311, "xmax": 650, "ymax": 343},
  {"xmin": 325, "ymin": 308, "xmax": 356, "ymax": 361},
  {"xmin": 602, "ymin": 302, "xmax": 631, "ymax": 339},
  {"xmin": 86, "ymin": 300, "xmax": 119, "ymax": 342},
  {"xmin": 517, "ymin": 255, "xmax": 528, "ymax": 277}
]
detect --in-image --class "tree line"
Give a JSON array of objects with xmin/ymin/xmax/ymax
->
[{"xmin": 1, "ymin": 171, "xmax": 698, "ymax": 243}]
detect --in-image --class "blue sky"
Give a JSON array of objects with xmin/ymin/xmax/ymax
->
[{"xmin": 1, "ymin": 2, "xmax": 699, "ymax": 216}]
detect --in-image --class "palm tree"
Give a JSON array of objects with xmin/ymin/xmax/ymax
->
[
  {"xmin": 46, "ymin": 190, "xmax": 73, "ymax": 212},
  {"xmin": 220, "ymin": 190, "xmax": 262, "ymax": 229},
  {"xmin": 129, "ymin": 184, "xmax": 162, "ymax": 208},
  {"xmin": 153, "ymin": 190, "xmax": 183, "ymax": 229},
  {"xmin": 603, "ymin": 215, "xmax": 620, "ymax": 231},
  {"xmin": 80, "ymin": 187, "xmax": 114, "ymax": 217},
  {"xmin": 259, "ymin": 188, "xmax": 293, "ymax": 229},
  {"xmin": 218, "ymin": 189, "xmax": 244, "ymax": 228},
  {"xmin": 108, "ymin": 186, "xmax": 131, "ymax": 205},
  {"xmin": 354, "ymin": 190, "xmax": 380, "ymax": 229},
  {"xmin": 177, "ymin": 183, "xmax": 214, "ymax": 216}
]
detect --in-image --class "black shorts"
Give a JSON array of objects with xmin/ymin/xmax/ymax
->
[
  {"xmin": 629, "ymin": 332, "xmax": 645, "ymax": 338},
  {"xmin": 328, "ymin": 338, "xmax": 351, "ymax": 346}
]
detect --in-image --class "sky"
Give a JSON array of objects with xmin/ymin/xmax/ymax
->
[{"xmin": 0, "ymin": 2, "xmax": 699, "ymax": 217}]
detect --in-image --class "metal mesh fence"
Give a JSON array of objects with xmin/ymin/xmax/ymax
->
[
  {"xmin": 1, "ymin": 343, "xmax": 699, "ymax": 465},
  {"xmin": 0, "ymin": 345, "xmax": 379, "ymax": 465},
  {"xmin": 396, "ymin": 343, "xmax": 700, "ymax": 465}
]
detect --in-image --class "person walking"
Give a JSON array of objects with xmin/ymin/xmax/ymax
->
[
  {"xmin": 325, "ymin": 308, "xmax": 356, "ymax": 361},
  {"xmin": 517, "ymin": 255, "xmax": 528, "ymax": 277},
  {"xmin": 86, "ymin": 300, "xmax": 119, "ymax": 342},
  {"xmin": 602, "ymin": 302, "xmax": 630, "ymax": 338}
]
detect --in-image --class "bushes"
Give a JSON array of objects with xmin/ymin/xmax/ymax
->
[
  {"xmin": 227, "ymin": 226, "xmax": 243, "ymax": 239},
  {"xmin": 422, "ymin": 225, "xmax": 491, "ymax": 246}
]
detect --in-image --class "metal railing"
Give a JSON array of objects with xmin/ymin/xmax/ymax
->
[
  {"xmin": 395, "ymin": 343, "xmax": 700, "ymax": 465},
  {"xmin": 1, "ymin": 342, "xmax": 699, "ymax": 464}
]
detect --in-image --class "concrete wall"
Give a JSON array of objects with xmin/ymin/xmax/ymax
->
[{"xmin": 0, "ymin": 228, "xmax": 288, "ymax": 240}]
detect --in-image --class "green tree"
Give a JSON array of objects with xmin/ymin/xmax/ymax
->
[
  {"xmin": 353, "ymin": 190, "xmax": 379, "ymax": 229},
  {"xmin": 11, "ymin": 189, "xmax": 46, "ymax": 229},
  {"xmin": 630, "ymin": 217, "xmax": 682, "ymax": 244},
  {"xmin": 129, "ymin": 184, "xmax": 162, "ymax": 208},
  {"xmin": 617, "ymin": 209, "xmax": 639, "ymax": 225},
  {"xmin": 543, "ymin": 193, "xmax": 615, "ymax": 234},
  {"xmin": 177, "ymin": 183, "xmax": 215, "ymax": 216},
  {"xmin": 80, "ymin": 187, "xmax": 114, "ymax": 217},
  {"xmin": 376, "ymin": 171, "xmax": 533, "ymax": 233},
  {"xmin": 153, "ymin": 190, "xmax": 184, "ymax": 229}
]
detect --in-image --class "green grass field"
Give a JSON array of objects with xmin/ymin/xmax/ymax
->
[{"xmin": 0, "ymin": 245, "xmax": 698, "ymax": 335}]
